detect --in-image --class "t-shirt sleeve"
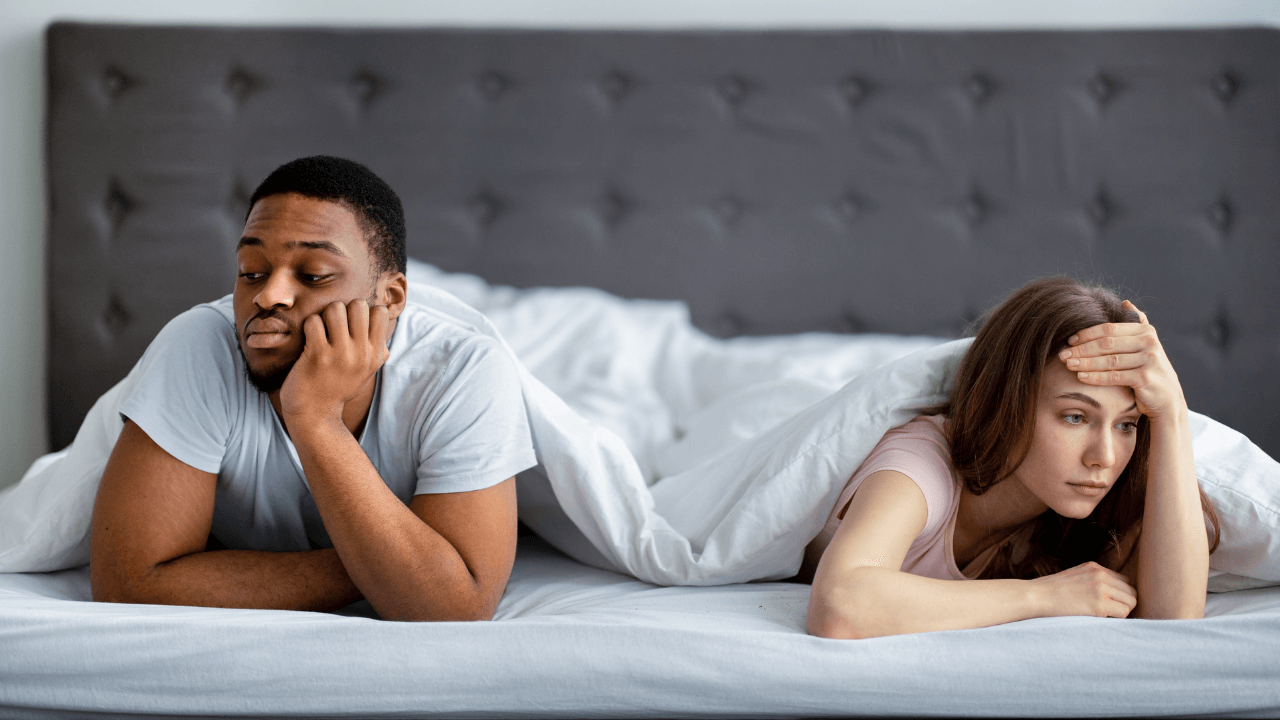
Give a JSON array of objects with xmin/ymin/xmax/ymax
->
[
  {"xmin": 413, "ymin": 338, "xmax": 537, "ymax": 495},
  {"xmin": 842, "ymin": 419, "xmax": 956, "ymax": 539},
  {"xmin": 118, "ymin": 306, "xmax": 240, "ymax": 474}
]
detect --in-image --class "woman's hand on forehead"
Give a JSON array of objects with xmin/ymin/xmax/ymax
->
[{"xmin": 1057, "ymin": 300, "xmax": 1186, "ymax": 421}]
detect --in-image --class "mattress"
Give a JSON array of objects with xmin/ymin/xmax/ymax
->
[{"xmin": 2, "ymin": 534, "xmax": 1279, "ymax": 719}]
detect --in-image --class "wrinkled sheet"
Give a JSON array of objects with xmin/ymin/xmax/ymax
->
[{"xmin": 1, "ymin": 535, "xmax": 1279, "ymax": 719}]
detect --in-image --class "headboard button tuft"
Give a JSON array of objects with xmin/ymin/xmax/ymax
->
[
  {"xmin": 225, "ymin": 68, "xmax": 261, "ymax": 104},
  {"xmin": 227, "ymin": 180, "xmax": 253, "ymax": 226},
  {"xmin": 839, "ymin": 311, "xmax": 868, "ymax": 334},
  {"xmin": 1208, "ymin": 199, "xmax": 1232, "ymax": 232},
  {"xmin": 833, "ymin": 194, "xmax": 862, "ymax": 222},
  {"xmin": 350, "ymin": 70, "xmax": 385, "ymax": 108},
  {"xmin": 1206, "ymin": 312, "xmax": 1231, "ymax": 350},
  {"xmin": 477, "ymin": 71, "xmax": 514, "ymax": 101},
  {"xmin": 964, "ymin": 74, "xmax": 992, "ymax": 104},
  {"xmin": 839, "ymin": 76, "xmax": 870, "ymax": 108},
  {"xmin": 713, "ymin": 196, "xmax": 743, "ymax": 226},
  {"xmin": 1087, "ymin": 73, "xmax": 1116, "ymax": 105},
  {"xmin": 1086, "ymin": 191, "xmax": 1113, "ymax": 227},
  {"xmin": 468, "ymin": 190, "xmax": 504, "ymax": 230},
  {"xmin": 101, "ymin": 67, "xmax": 135, "ymax": 100},
  {"xmin": 101, "ymin": 294, "xmax": 131, "ymax": 335},
  {"xmin": 597, "ymin": 188, "xmax": 630, "ymax": 228},
  {"xmin": 711, "ymin": 311, "xmax": 745, "ymax": 337},
  {"xmin": 961, "ymin": 192, "xmax": 987, "ymax": 224},
  {"xmin": 599, "ymin": 70, "xmax": 633, "ymax": 105},
  {"xmin": 1213, "ymin": 72, "xmax": 1240, "ymax": 103},
  {"xmin": 716, "ymin": 75, "xmax": 751, "ymax": 108},
  {"xmin": 104, "ymin": 179, "xmax": 137, "ymax": 234}
]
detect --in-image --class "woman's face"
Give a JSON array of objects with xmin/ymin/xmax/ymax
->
[{"xmin": 1005, "ymin": 357, "xmax": 1142, "ymax": 519}]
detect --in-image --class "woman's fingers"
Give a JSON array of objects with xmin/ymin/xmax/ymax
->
[
  {"xmin": 1062, "ymin": 333, "xmax": 1152, "ymax": 359},
  {"xmin": 1075, "ymin": 368, "xmax": 1146, "ymax": 386},
  {"xmin": 1063, "ymin": 351, "xmax": 1149, "ymax": 372},
  {"xmin": 1068, "ymin": 321, "xmax": 1147, "ymax": 347}
]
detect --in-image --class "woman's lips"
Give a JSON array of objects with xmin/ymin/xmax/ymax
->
[
  {"xmin": 246, "ymin": 331, "xmax": 290, "ymax": 349},
  {"xmin": 1069, "ymin": 483, "xmax": 1107, "ymax": 497}
]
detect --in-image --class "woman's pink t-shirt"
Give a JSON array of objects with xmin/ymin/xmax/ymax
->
[{"xmin": 808, "ymin": 415, "xmax": 973, "ymax": 581}]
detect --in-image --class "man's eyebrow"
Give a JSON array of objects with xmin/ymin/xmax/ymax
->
[
  {"xmin": 1057, "ymin": 392, "xmax": 1138, "ymax": 414},
  {"xmin": 236, "ymin": 237, "xmax": 347, "ymax": 257}
]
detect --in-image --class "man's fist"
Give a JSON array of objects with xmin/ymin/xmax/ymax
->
[{"xmin": 279, "ymin": 299, "xmax": 392, "ymax": 429}]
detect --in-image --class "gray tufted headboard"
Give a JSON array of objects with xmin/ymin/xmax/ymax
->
[{"xmin": 46, "ymin": 23, "xmax": 1280, "ymax": 457}]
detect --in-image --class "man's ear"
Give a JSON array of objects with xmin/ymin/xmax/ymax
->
[{"xmin": 379, "ymin": 272, "xmax": 409, "ymax": 320}]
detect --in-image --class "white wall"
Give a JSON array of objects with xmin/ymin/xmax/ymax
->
[{"xmin": 2, "ymin": 0, "xmax": 1279, "ymax": 490}]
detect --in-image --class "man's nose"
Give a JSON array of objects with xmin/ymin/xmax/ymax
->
[{"xmin": 254, "ymin": 271, "xmax": 295, "ymax": 310}]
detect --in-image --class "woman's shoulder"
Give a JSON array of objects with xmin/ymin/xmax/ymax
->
[
  {"xmin": 877, "ymin": 414, "xmax": 950, "ymax": 458},
  {"xmin": 857, "ymin": 414, "xmax": 958, "ymax": 529}
]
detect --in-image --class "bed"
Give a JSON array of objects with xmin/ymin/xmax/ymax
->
[{"xmin": 3, "ymin": 22, "xmax": 1279, "ymax": 718}]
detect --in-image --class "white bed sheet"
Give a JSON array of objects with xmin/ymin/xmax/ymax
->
[{"xmin": 2, "ymin": 535, "xmax": 1279, "ymax": 719}]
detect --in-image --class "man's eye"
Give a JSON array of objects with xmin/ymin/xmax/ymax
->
[
  {"xmin": 300, "ymin": 274, "xmax": 332, "ymax": 283},
  {"xmin": 1063, "ymin": 413, "xmax": 1085, "ymax": 425},
  {"xmin": 238, "ymin": 272, "xmax": 264, "ymax": 282}
]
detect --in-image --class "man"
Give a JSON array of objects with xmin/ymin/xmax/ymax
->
[{"xmin": 90, "ymin": 156, "xmax": 536, "ymax": 621}]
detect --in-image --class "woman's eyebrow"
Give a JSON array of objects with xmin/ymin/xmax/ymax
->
[
  {"xmin": 1057, "ymin": 391, "xmax": 1101, "ymax": 409},
  {"xmin": 1057, "ymin": 392, "xmax": 1138, "ymax": 413}
]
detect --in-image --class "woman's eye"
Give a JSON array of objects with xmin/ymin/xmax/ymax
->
[
  {"xmin": 1063, "ymin": 413, "xmax": 1085, "ymax": 425},
  {"xmin": 1117, "ymin": 421, "xmax": 1138, "ymax": 434}
]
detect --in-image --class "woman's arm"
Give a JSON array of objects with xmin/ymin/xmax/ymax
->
[
  {"xmin": 1062, "ymin": 302, "xmax": 1210, "ymax": 618},
  {"xmin": 807, "ymin": 471, "xmax": 1137, "ymax": 639}
]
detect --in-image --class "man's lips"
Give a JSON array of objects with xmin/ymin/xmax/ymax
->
[
  {"xmin": 246, "ymin": 332, "xmax": 290, "ymax": 349},
  {"xmin": 244, "ymin": 317, "xmax": 292, "ymax": 349}
]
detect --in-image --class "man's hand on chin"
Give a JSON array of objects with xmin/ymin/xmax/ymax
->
[{"xmin": 279, "ymin": 299, "xmax": 391, "ymax": 434}]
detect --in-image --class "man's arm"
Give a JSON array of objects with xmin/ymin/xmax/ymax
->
[
  {"xmin": 90, "ymin": 420, "xmax": 362, "ymax": 611},
  {"xmin": 282, "ymin": 300, "xmax": 518, "ymax": 622},
  {"xmin": 293, "ymin": 421, "xmax": 518, "ymax": 622}
]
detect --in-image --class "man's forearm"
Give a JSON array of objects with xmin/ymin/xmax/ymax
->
[
  {"xmin": 290, "ymin": 419, "xmax": 491, "ymax": 622},
  {"xmin": 96, "ymin": 546, "xmax": 361, "ymax": 612}
]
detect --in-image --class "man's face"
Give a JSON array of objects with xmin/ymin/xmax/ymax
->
[{"xmin": 234, "ymin": 193, "xmax": 377, "ymax": 394}]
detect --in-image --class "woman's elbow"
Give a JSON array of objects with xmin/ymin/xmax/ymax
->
[{"xmin": 806, "ymin": 589, "xmax": 877, "ymax": 640}]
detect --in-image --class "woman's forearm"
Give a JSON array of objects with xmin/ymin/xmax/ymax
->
[
  {"xmin": 1133, "ymin": 409, "xmax": 1210, "ymax": 618},
  {"xmin": 808, "ymin": 567, "xmax": 1040, "ymax": 639}
]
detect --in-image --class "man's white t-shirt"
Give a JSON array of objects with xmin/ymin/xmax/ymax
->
[{"xmin": 119, "ymin": 295, "xmax": 537, "ymax": 552}]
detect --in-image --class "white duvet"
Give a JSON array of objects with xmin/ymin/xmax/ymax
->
[{"xmin": 1, "ymin": 261, "xmax": 1278, "ymax": 590}]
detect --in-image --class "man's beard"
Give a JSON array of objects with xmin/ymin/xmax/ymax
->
[{"xmin": 238, "ymin": 344, "xmax": 296, "ymax": 394}]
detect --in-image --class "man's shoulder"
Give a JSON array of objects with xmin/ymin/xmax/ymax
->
[
  {"xmin": 387, "ymin": 301, "xmax": 505, "ymax": 368},
  {"xmin": 154, "ymin": 295, "xmax": 237, "ymax": 344}
]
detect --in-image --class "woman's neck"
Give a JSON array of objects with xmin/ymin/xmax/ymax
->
[{"xmin": 953, "ymin": 477, "xmax": 1049, "ymax": 566}]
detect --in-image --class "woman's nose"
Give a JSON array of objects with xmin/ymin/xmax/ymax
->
[{"xmin": 1085, "ymin": 431, "xmax": 1116, "ymax": 469}]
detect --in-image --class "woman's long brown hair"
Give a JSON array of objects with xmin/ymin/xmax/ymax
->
[{"xmin": 926, "ymin": 277, "xmax": 1220, "ymax": 579}]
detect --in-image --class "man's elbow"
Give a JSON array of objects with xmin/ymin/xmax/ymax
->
[
  {"xmin": 90, "ymin": 568, "xmax": 152, "ymax": 606},
  {"xmin": 382, "ymin": 586, "xmax": 502, "ymax": 623}
]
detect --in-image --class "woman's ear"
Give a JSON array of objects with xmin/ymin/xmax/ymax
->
[{"xmin": 379, "ymin": 272, "xmax": 409, "ymax": 320}]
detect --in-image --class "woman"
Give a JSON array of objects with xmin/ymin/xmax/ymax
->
[{"xmin": 804, "ymin": 277, "xmax": 1221, "ymax": 639}]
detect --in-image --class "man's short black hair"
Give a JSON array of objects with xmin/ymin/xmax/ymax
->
[{"xmin": 247, "ymin": 156, "xmax": 407, "ymax": 275}]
